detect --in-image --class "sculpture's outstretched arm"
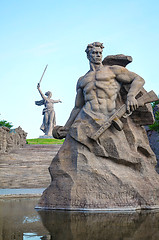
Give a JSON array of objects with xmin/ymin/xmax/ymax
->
[{"xmin": 53, "ymin": 99, "xmax": 62, "ymax": 103}]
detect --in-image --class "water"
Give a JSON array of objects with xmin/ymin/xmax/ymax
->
[
  {"xmin": 1, "ymin": 198, "xmax": 159, "ymax": 240},
  {"xmin": 0, "ymin": 188, "xmax": 45, "ymax": 195}
]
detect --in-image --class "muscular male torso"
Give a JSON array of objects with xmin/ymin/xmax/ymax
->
[{"xmin": 78, "ymin": 65, "xmax": 121, "ymax": 117}]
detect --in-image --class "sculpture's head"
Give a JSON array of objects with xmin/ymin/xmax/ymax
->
[
  {"xmin": 45, "ymin": 91, "xmax": 52, "ymax": 98},
  {"xmin": 85, "ymin": 42, "xmax": 104, "ymax": 64}
]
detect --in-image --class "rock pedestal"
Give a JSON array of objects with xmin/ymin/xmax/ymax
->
[{"xmin": 38, "ymin": 102, "xmax": 159, "ymax": 211}]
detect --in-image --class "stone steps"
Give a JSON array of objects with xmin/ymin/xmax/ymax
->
[{"xmin": 0, "ymin": 144, "xmax": 61, "ymax": 188}]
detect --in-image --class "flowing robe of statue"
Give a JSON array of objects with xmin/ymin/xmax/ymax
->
[{"xmin": 37, "ymin": 43, "xmax": 159, "ymax": 211}]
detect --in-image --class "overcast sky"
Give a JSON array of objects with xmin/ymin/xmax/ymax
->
[{"xmin": 0, "ymin": 0, "xmax": 159, "ymax": 138}]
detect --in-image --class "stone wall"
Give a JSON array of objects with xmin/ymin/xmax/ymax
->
[
  {"xmin": 147, "ymin": 129, "xmax": 159, "ymax": 163},
  {"xmin": 0, "ymin": 126, "xmax": 27, "ymax": 153},
  {"xmin": 146, "ymin": 104, "xmax": 159, "ymax": 166}
]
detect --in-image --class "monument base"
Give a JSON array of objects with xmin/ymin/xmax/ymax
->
[
  {"xmin": 35, "ymin": 205, "xmax": 159, "ymax": 212},
  {"xmin": 37, "ymin": 128, "xmax": 159, "ymax": 211}
]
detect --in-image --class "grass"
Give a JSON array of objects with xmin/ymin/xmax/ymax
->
[{"xmin": 26, "ymin": 138, "xmax": 64, "ymax": 145}]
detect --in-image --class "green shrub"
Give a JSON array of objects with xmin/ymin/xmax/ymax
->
[
  {"xmin": 0, "ymin": 120, "xmax": 13, "ymax": 129},
  {"xmin": 149, "ymin": 99, "xmax": 159, "ymax": 133}
]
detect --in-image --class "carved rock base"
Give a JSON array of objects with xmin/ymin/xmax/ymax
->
[{"xmin": 37, "ymin": 130, "xmax": 159, "ymax": 211}]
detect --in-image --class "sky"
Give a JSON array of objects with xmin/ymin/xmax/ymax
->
[{"xmin": 0, "ymin": 0, "xmax": 159, "ymax": 138}]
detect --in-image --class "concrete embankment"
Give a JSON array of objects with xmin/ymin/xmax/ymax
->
[{"xmin": 0, "ymin": 144, "xmax": 61, "ymax": 189}]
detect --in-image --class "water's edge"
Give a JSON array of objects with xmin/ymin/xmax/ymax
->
[{"xmin": 0, "ymin": 188, "xmax": 45, "ymax": 198}]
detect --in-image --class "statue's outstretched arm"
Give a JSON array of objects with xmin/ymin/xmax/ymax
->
[{"xmin": 54, "ymin": 99, "xmax": 62, "ymax": 103}]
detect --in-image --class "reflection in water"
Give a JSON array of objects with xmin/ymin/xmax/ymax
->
[
  {"xmin": 0, "ymin": 198, "xmax": 49, "ymax": 240},
  {"xmin": 23, "ymin": 233, "xmax": 42, "ymax": 239},
  {"xmin": 23, "ymin": 216, "xmax": 40, "ymax": 223},
  {"xmin": 1, "ymin": 198, "xmax": 159, "ymax": 240},
  {"xmin": 38, "ymin": 210, "xmax": 159, "ymax": 240}
]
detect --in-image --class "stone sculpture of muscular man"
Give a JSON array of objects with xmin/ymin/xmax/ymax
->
[
  {"xmin": 38, "ymin": 42, "xmax": 159, "ymax": 211},
  {"xmin": 54, "ymin": 42, "xmax": 144, "ymax": 140}
]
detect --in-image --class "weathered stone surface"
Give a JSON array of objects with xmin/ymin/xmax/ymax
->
[
  {"xmin": 103, "ymin": 54, "xmax": 132, "ymax": 67},
  {"xmin": 0, "ymin": 127, "xmax": 9, "ymax": 153},
  {"xmin": 38, "ymin": 42, "xmax": 159, "ymax": 211},
  {"xmin": 38, "ymin": 122, "xmax": 159, "ymax": 210},
  {"xmin": 146, "ymin": 104, "xmax": 159, "ymax": 167},
  {"xmin": 0, "ymin": 126, "xmax": 27, "ymax": 153},
  {"xmin": 147, "ymin": 130, "xmax": 159, "ymax": 163}
]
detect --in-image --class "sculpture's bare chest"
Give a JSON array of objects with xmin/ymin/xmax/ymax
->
[{"xmin": 80, "ymin": 67, "xmax": 120, "ymax": 98}]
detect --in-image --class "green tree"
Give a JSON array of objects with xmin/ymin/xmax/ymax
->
[
  {"xmin": 0, "ymin": 120, "xmax": 13, "ymax": 129},
  {"xmin": 149, "ymin": 99, "xmax": 159, "ymax": 133}
]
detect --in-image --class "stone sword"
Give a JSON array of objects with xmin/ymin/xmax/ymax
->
[{"xmin": 38, "ymin": 64, "xmax": 48, "ymax": 86}]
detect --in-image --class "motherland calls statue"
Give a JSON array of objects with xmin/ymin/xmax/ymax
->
[
  {"xmin": 37, "ymin": 42, "xmax": 159, "ymax": 211},
  {"xmin": 35, "ymin": 65, "xmax": 62, "ymax": 137},
  {"xmin": 35, "ymin": 84, "xmax": 62, "ymax": 137}
]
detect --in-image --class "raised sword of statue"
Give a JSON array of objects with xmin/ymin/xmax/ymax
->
[
  {"xmin": 38, "ymin": 64, "xmax": 48, "ymax": 86},
  {"xmin": 90, "ymin": 90, "xmax": 159, "ymax": 141}
]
